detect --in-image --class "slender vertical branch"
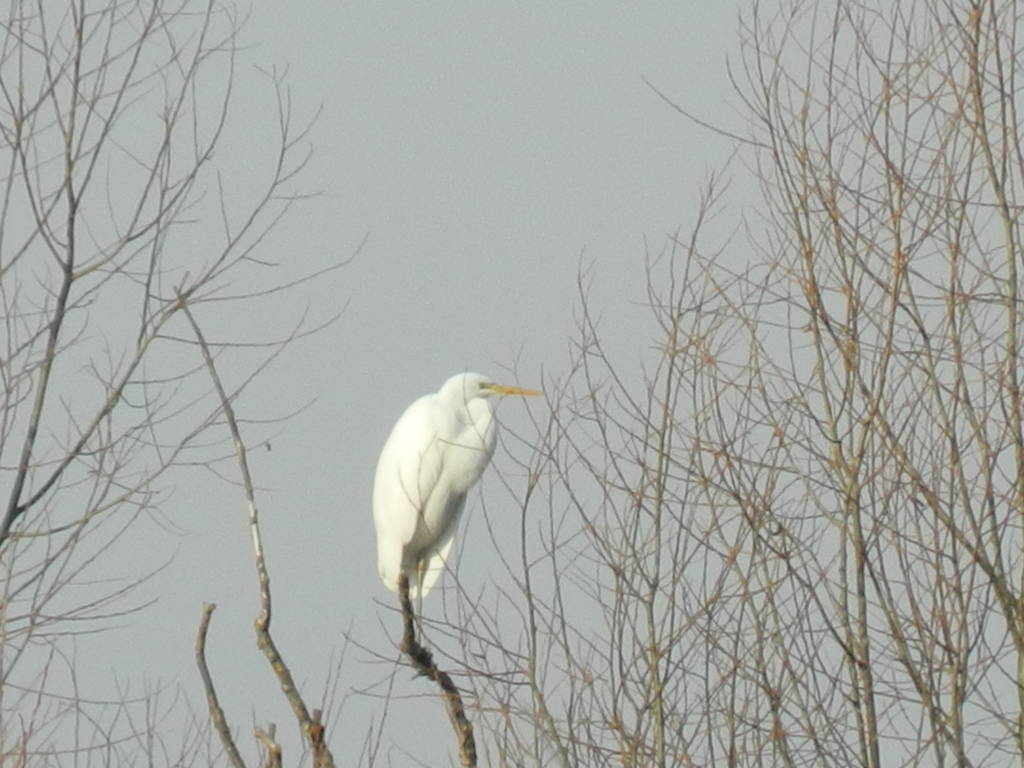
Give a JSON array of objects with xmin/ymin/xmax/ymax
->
[
  {"xmin": 179, "ymin": 293, "xmax": 336, "ymax": 768},
  {"xmin": 195, "ymin": 603, "xmax": 247, "ymax": 768}
]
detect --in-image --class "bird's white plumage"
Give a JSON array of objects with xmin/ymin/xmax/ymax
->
[{"xmin": 372, "ymin": 372, "xmax": 539, "ymax": 598}]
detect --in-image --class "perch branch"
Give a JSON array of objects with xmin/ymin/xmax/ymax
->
[{"xmin": 398, "ymin": 573, "xmax": 477, "ymax": 767}]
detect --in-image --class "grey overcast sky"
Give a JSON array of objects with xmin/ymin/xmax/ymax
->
[{"xmin": 80, "ymin": 3, "xmax": 745, "ymax": 764}]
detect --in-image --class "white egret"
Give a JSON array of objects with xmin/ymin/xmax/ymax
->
[{"xmin": 373, "ymin": 372, "xmax": 540, "ymax": 598}]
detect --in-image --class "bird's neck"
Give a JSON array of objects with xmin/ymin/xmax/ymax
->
[{"xmin": 462, "ymin": 399, "xmax": 493, "ymax": 428}]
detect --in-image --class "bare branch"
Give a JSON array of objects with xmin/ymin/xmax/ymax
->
[
  {"xmin": 253, "ymin": 725, "xmax": 282, "ymax": 768},
  {"xmin": 397, "ymin": 573, "xmax": 477, "ymax": 767},
  {"xmin": 178, "ymin": 291, "xmax": 336, "ymax": 768},
  {"xmin": 195, "ymin": 603, "xmax": 246, "ymax": 768}
]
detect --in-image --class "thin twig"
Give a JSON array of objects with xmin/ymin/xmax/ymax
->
[
  {"xmin": 195, "ymin": 603, "xmax": 247, "ymax": 768},
  {"xmin": 180, "ymin": 292, "xmax": 336, "ymax": 768},
  {"xmin": 398, "ymin": 573, "xmax": 477, "ymax": 767}
]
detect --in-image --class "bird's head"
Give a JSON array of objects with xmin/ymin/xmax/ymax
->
[{"xmin": 441, "ymin": 372, "xmax": 541, "ymax": 406}]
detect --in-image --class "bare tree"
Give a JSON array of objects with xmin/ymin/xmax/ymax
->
[
  {"xmin": 416, "ymin": 1, "xmax": 1024, "ymax": 766},
  {"xmin": 0, "ymin": 2, "xmax": 340, "ymax": 764},
  {"xmin": 10, "ymin": 1, "xmax": 1024, "ymax": 766}
]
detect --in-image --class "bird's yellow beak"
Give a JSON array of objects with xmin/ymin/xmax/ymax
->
[{"xmin": 490, "ymin": 383, "xmax": 541, "ymax": 397}]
